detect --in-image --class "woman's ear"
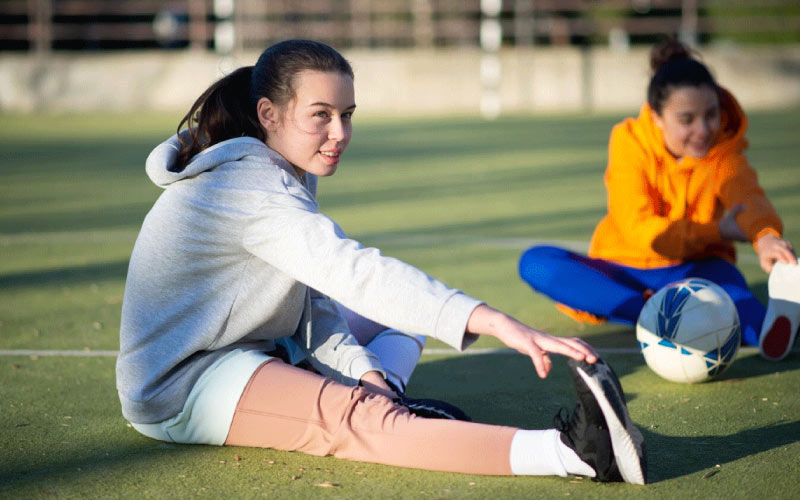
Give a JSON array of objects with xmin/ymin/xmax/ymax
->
[{"xmin": 257, "ymin": 97, "xmax": 280, "ymax": 132}]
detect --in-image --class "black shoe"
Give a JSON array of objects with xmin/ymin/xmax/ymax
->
[
  {"xmin": 386, "ymin": 379, "xmax": 472, "ymax": 421},
  {"xmin": 397, "ymin": 395, "xmax": 472, "ymax": 421},
  {"xmin": 556, "ymin": 358, "xmax": 647, "ymax": 485},
  {"xmin": 555, "ymin": 371, "xmax": 620, "ymax": 482}
]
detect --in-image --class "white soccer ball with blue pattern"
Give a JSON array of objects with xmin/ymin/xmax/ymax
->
[{"xmin": 636, "ymin": 278, "xmax": 740, "ymax": 383}]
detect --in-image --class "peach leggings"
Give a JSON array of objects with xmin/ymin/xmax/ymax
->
[{"xmin": 224, "ymin": 359, "xmax": 517, "ymax": 475}]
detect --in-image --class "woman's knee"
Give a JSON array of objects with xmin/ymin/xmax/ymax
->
[{"xmin": 518, "ymin": 245, "xmax": 570, "ymax": 287}]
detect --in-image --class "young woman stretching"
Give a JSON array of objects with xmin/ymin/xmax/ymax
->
[
  {"xmin": 116, "ymin": 40, "xmax": 646, "ymax": 483},
  {"xmin": 519, "ymin": 39, "xmax": 800, "ymax": 361}
]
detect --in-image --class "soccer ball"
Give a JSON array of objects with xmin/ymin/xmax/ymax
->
[{"xmin": 636, "ymin": 278, "xmax": 740, "ymax": 383}]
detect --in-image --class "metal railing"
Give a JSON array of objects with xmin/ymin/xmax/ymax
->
[{"xmin": 2, "ymin": 0, "xmax": 798, "ymax": 53}]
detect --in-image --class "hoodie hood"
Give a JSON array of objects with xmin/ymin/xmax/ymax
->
[
  {"xmin": 631, "ymin": 86, "xmax": 748, "ymax": 170},
  {"xmin": 145, "ymin": 135, "xmax": 293, "ymax": 188}
]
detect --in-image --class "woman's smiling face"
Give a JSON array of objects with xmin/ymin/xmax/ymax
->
[
  {"xmin": 653, "ymin": 84, "xmax": 721, "ymax": 160},
  {"xmin": 260, "ymin": 70, "xmax": 355, "ymax": 178}
]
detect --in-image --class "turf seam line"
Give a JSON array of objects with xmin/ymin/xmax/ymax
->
[{"xmin": 0, "ymin": 346, "xmax": 772, "ymax": 357}]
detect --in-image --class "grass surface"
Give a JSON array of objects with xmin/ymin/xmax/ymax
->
[{"xmin": 1, "ymin": 110, "xmax": 799, "ymax": 498}]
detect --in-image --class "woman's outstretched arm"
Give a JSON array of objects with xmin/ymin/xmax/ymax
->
[{"xmin": 466, "ymin": 304, "xmax": 598, "ymax": 379}]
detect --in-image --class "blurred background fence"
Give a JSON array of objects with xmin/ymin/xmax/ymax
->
[
  {"xmin": 4, "ymin": 0, "xmax": 800, "ymax": 52},
  {"xmin": 1, "ymin": 1, "xmax": 799, "ymax": 114}
]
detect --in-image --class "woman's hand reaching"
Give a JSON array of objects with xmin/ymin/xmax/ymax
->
[
  {"xmin": 756, "ymin": 232, "xmax": 797, "ymax": 273},
  {"xmin": 359, "ymin": 370, "xmax": 398, "ymax": 399},
  {"xmin": 466, "ymin": 304, "xmax": 598, "ymax": 379}
]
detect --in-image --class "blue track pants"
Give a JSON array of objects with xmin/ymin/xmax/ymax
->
[{"xmin": 518, "ymin": 245, "xmax": 765, "ymax": 346}]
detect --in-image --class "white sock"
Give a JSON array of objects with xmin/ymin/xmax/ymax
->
[
  {"xmin": 760, "ymin": 262, "xmax": 800, "ymax": 360},
  {"xmin": 366, "ymin": 329, "xmax": 425, "ymax": 392},
  {"xmin": 509, "ymin": 429, "xmax": 596, "ymax": 477}
]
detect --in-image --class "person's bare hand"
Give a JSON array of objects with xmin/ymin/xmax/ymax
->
[
  {"xmin": 718, "ymin": 204, "xmax": 748, "ymax": 242},
  {"xmin": 359, "ymin": 370, "xmax": 398, "ymax": 399},
  {"xmin": 755, "ymin": 232, "xmax": 797, "ymax": 273},
  {"xmin": 466, "ymin": 305, "xmax": 598, "ymax": 379}
]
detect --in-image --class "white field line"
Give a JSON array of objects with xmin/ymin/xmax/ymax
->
[{"xmin": 0, "ymin": 346, "xmax": 769, "ymax": 358}]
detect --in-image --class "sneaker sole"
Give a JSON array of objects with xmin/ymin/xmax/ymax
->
[
  {"xmin": 760, "ymin": 262, "xmax": 800, "ymax": 361},
  {"xmin": 574, "ymin": 360, "xmax": 646, "ymax": 485},
  {"xmin": 759, "ymin": 315, "xmax": 795, "ymax": 361}
]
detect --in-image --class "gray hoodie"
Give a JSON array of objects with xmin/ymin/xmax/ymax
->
[{"xmin": 117, "ymin": 135, "xmax": 482, "ymax": 424}]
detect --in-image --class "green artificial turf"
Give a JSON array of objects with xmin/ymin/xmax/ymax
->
[{"xmin": 1, "ymin": 109, "xmax": 799, "ymax": 498}]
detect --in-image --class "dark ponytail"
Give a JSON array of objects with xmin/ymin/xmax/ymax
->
[
  {"xmin": 174, "ymin": 66, "xmax": 264, "ymax": 171},
  {"xmin": 647, "ymin": 38, "xmax": 717, "ymax": 114},
  {"xmin": 173, "ymin": 39, "xmax": 353, "ymax": 172}
]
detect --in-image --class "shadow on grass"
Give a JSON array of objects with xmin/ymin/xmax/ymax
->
[
  {"xmin": 0, "ymin": 439, "xmax": 195, "ymax": 491},
  {"xmin": 345, "ymin": 115, "xmax": 617, "ymax": 165},
  {"xmin": 411, "ymin": 351, "xmax": 800, "ymax": 484},
  {"xmin": 353, "ymin": 206, "xmax": 605, "ymax": 242},
  {"xmin": 409, "ymin": 352, "xmax": 639, "ymax": 429},
  {"xmin": 642, "ymin": 421, "xmax": 800, "ymax": 483},
  {"xmin": 0, "ymin": 202, "xmax": 152, "ymax": 234},
  {"xmin": 716, "ymin": 350, "xmax": 800, "ymax": 380},
  {"xmin": 0, "ymin": 260, "xmax": 129, "ymax": 289},
  {"xmin": 320, "ymin": 160, "xmax": 605, "ymax": 210}
]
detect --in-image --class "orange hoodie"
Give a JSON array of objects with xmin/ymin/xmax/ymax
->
[{"xmin": 588, "ymin": 88, "xmax": 782, "ymax": 269}]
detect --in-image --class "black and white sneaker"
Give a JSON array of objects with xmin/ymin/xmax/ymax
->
[
  {"xmin": 554, "ymin": 389, "xmax": 620, "ymax": 481},
  {"xmin": 397, "ymin": 395, "xmax": 472, "ymax": 421},
  {"xmin": 556, "ymin": 358, "xmax": 647, "ymax": 485}
]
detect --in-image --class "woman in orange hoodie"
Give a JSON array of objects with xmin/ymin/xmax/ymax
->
[{"xmin": 519, "ymin": 40, "xmax": 799, "ymax": 361}]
